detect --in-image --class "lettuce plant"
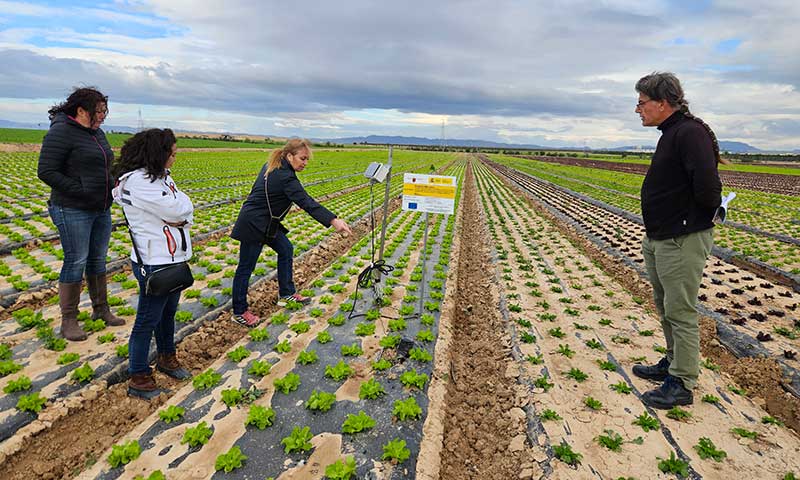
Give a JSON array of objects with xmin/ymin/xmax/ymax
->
[
  {"xmin": 71, "ymin": 363, "xmax": 94, "ymax": 383},
  {"xmin": 16, "ymin": 391, "xmax": 47, "ymax": 413},
  {"xmin": 298, "ymin": 350, "xmax": 319, "ymax": 365},
  {"xmin": 381, "ymin": 438, "xmax": 410, "ymax": 462},
  {"xmin": 324, "ymin": 456, "xmax": 357, "ymax": 480},
  {"xmin": 306, "ymin": 390, "xmax": 337, "ymax": 412},
  {"xmin": 227, "ymin": 346, "xmax": 251, "ymax": 362},
  {"xmin": 108, "ymin": 440, "xmax": 141, "ymax": 468},
  {"xmin": 274, "ymin": 373, "xmax": 301, "ymax": 394},
  {"xmin": 281, "ymin": 426, "xmax": 313, "ymax": 454},
  {"xmin": 3, "ymin": 375, "xmax": 32, "ymax": 393},
  {"xmin": 358, "ymin": 378, "xmax": 385, "ymax": 400},
  {"xmin": 214, "ymin": 446, "xmax": 247, "ymax": 472},
  {"xmin": 400, "ymin": 369, "xmax": 428, "ymax": 389},
  {"xmin": 158, "ymin": 405, "xmax": 185, "ymax": 423},
  {"xmin": 245, "ymin": 405, "xmax": 275, "ymax": 429},
  {"xmin": 372, "ymin": 359, "xmax": 392, "ymax": 371},
  {"xmin": 181, "ymin": 421, "xmax": 213, "ymax": 447},
  {"xmin": 192, "ymin": 369, "xmax": 222, "ymax": 390},
  {"xmin": 393, "ymin": 397, "xmax": 422, "ymax": 421},
  {"xmin": 325, "ymin": 361, "xmax": 354, "ymax": 381},
  {"xmin": 249, "ymin": 328, "xmax": 269, "ymax": 341}
]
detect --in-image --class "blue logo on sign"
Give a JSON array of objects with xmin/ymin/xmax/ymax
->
[{"xmin": 409, "ymin": 202, "xmax": 417, "ymax": 209}]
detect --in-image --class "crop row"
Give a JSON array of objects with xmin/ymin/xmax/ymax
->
[
  {"xmin": 481, "ymin": 159, "xmax": 800, "ymax": 390},
  {"xmin": 492, "ymin": 155, "xmax": 800, "ymax": 274},
  {"xmin": 472, "ymin": 160, "xmax": 800, "ymax": 479},
  {"xmin": 72, "ymin": 161, "xmax": 465, "ymax": 478},
  {"xmin": 0, "ymin": 150, "xmax": 447, "ymax": 237},
  {"xmin": 0, "ymin": 159, "xmax": 463, "ymax": 471},
  {"xmin": 0, "ymin": 151, "xmax": 455, "ymax": 300}
]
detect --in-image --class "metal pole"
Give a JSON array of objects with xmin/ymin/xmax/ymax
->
[
  {"xmin": 416, "ymin": 211, "xmax": 429, "ymax": 318},
  {"xmin": 377, "ymin": 146, "xmax": 393, "ymax": 263}
]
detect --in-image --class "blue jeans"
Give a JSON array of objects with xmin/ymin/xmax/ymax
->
[
  {"xmin": 48, "ymin": 204, "xmax": 112, "ymax": 283},
  {"xmin": 129, "ymin": 262, "xmax": 180, "ymax": 375},
  {"xmin": 232, "ymin": 232, "xmax": 295, "ymax": 314}
]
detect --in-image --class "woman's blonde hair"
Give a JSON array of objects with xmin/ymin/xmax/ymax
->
[{"xmin": 267, "ymin": 138, "xmax": 313, "ymax": 173}]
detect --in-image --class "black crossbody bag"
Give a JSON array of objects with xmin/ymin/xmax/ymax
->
[
  {"xmin": 122, "ymin": 210, "xmax": 194, "ymax": 296},
  {"xmin": 264, "ymin": 171, "xmax": 291, "ymax": 242}
]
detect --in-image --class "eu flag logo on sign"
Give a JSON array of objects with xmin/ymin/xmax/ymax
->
[{"xmin": 409, "ymin": 203, "xmax": 417, "ymax": 209}]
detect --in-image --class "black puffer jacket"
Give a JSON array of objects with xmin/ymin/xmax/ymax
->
[
  {"xmin": 37, "ymin": 112, "xmax": 115, "ymax": 211},
  {"xmin": 231, "ymin": 159, "xmax": 337, "ymax": 244}
]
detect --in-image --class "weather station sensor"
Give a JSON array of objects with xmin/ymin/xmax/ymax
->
[{"xmin": 364, "ymin": 162, "xmax": 390, "ymax": 184}]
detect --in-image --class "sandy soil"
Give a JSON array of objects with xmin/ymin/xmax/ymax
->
[{"xmin": 438, "ymin": 162, "xmax": 544, "ymax": 479}]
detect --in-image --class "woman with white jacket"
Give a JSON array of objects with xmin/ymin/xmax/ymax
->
[{"xmin": 112, "ymin": 129, "xmax": 194, "ymax": 399}]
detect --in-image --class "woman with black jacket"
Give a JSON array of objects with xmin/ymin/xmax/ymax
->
[
  {"xmin": 37, "ymin": 87, "xmax": 124, "ymax": 341},
  {"xmin": 230, "ymin": 138, "xmax": 352, "ymax": 326}
]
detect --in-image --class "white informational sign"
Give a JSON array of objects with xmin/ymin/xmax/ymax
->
[{"xmin": 402, "ymin": 173, "xmax": 457, "ymax": 215}]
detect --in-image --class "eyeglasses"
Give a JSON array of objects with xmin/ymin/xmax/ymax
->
[
  {"xmin": 635, "ymin": 99, "xmax": 657, "ymax": 109},
  {"xmin": 95, "ymin": 106, "xmax": 109, "ymax": 116}
]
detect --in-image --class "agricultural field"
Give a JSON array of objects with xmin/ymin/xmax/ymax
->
[
  {"xmin": 0, "ymin": 138, "xmax": 799, "ymax": 480},
  {"xmin": 0, "ymin": 128, "xmax": 284, "ymax": 149}
]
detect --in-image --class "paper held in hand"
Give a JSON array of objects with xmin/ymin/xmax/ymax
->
[{"xmin": 713, "ymin": 192, "xmax": 737, "ymax": 224}]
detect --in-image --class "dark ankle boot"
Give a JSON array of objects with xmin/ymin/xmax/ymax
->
[
  {"xmin": 128, "ymin": 372, "xmax": 164, "ymax": 399},
  {"xmin": 157, "ymin": 352, "xmax": 192, "ymax": 380},
  {"xmin": 59, "ymin": 281, "xmax": 87, "ymax": 341},
  {"xmin": 86, "ymin": 273, "xmax": 125, "ymax": 326},
  {"xmin": 632, "ymin": 356, "xmax": 670, "ymax": 381},
  {"xmin": 642, "ymin": 375, "xmax": 693, "ymax": 409}
]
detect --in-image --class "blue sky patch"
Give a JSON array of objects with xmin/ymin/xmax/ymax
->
[
  {"xmin": 3, "ymin": 1, "xmax": 182, "ymax": 40},
  {"xmin": 699, "ymin": 63, "xmax": 754, "ymax": 73},
  {"xmin": 666, "ymin": 37, "xmax": 697, "ymax": 46},
  {"xmin": 667, "ymin": 0, "xmax": 712, "ymax": 14},
  {"xmin": 715, "ymin": 38, "xmax": 743, "ymax": 54}
]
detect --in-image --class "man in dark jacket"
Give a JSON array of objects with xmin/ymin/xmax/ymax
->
[
  {"xmin": 231, "ymin": 139, "xmax": 351, "ymax": 326},
  {"xmin": 632, "ymin": 72, "xmax": 722, "ymax": 409},
  {"xmin": 38, "ymin": 87, "xmax": 124, "ymax": 341}
]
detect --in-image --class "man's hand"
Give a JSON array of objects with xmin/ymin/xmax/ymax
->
[{"xmin": 331, "ymin": 218, "xmax": 352, "ymax": 235}]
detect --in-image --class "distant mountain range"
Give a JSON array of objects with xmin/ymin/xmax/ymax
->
[
  {"xmin": 1, "ymin": 120, "xmax": 794, "ymax": 154},
  {"xmin": 0, "ymin": 119, "xmax": 139, "ymax": 133},
  {"xmin": 320, "ymin": 135, "xmax": 550, "ymax": 149},
  {"xmin": 321, "ymin": 135, "xmax": 786, "ymax": 154},
  {"xmin": 605, "ymin": 141, "xmax": 764, "ymax": 153}
]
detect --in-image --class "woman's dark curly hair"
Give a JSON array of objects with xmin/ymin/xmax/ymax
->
[
  {"xmin": 113, "ymin": 129, "xmax": 177, "ymax": 182},
  {"xmin": 48, "ymin": 87, "xmax": 108, "ymax": 124}
]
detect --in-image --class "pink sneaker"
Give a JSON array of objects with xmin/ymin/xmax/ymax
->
[
  {"xmin": 276, "ymin": 293, "xmax": 312, "ymax": 306},
  {"xmin": 232, "ymin": 310, "xmax": 261, "ymax": 327}
]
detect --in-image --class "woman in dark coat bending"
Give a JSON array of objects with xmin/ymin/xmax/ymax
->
[{"xmin": 230, "ymin": 138, "xmax": 351, "ymax": 326}]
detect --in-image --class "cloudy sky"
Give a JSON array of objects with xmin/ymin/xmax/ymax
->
[{"xmin": 1, "ymin": 0, "xmax": 799, "ymax": 149}]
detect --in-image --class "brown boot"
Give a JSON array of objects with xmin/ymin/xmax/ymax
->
[
  {"xmin": 157, "ymin": 352, "xmax": 192, "ymax": 380},
  {"xmin": 86, "ymin": 273, "xmax": 125, "ymax": 326},
  {"xmin": 127, "ymin": 372, "xmax": 164, "ymax": 399},
  {"xmin": 59, "ymin": 281, "xmax": 87, "ymax": 341}
]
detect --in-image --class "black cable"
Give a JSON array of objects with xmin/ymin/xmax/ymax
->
[{"xmin": 347, "ymin": 181, "xmax": 394, "ymax": 320}]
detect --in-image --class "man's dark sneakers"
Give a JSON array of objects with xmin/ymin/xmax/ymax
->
[
  {"xmin": 632, "ymin": 356, "xmax": 670, "ymax": 381},
  {"xmin": 642, "ymin": 375, "xmax": 693, "ymax": 409}
]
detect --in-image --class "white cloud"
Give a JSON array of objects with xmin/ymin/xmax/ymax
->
[{"xmin": 0, "ymin": 0, "xmax": 798, "ymax": 149}]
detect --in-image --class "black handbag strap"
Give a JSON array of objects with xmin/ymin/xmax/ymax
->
[
  {"xmin": 264, "ymin": 169, "xmax": 291, "ymax": 221},
  {"xmin": 120, "ymin": 208, "xmax": 147, "ymax": 277}
]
